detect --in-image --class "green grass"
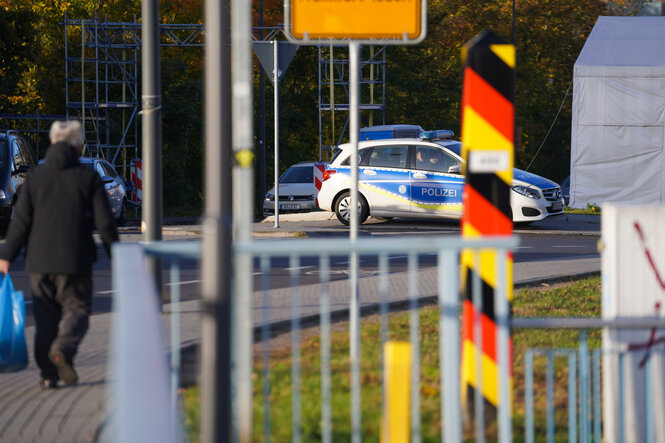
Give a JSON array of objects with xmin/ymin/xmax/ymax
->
[
  {"xmin": 564, "ymin": 203, "xmax": 601, "ymax": 215},
  {"xmin": 182, "ymin": 276, "xmax": 601, "ymax": 442}
]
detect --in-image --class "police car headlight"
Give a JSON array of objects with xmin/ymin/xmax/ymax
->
[
  {"xmin": 511, "ymin": 185, "xmax": 540, "ymax": 199},
  {"xmin": 265, "ymin": 193, "xmax": 275, "ymax": 202}
]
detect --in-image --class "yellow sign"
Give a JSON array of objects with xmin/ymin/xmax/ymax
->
[{"xmin": 288, "ymin": 0, "xmax": 422, "ymax": 41}]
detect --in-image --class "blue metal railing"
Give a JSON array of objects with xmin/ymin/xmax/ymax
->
[{"xmin": 112, "ymin": 238, "xmax": 665, "ymax": 442}]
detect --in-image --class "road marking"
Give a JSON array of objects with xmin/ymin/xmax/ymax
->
[
  {"xmin": 552, "ymin": 245, "xmax": 586, "ymax": 248},
  {"xmin": 166, "ymin": 279, "xmax": 200, "ymax": 286},
  {"xmin": 95, "ymin": 279, "xmax": 200, "ymax": 295},
  {"xmin": 337, "ymin": 255, "xmax": 411, "ymax": 265},
  {"xmin": 285, "ymin": 266, "xmax": 314, "ymax": 271},
  {"xmin": 516, "ymin": 246, "xmax": 534, "ymax": 249}
]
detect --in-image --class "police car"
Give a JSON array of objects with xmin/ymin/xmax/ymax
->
[{"xmin": 317, "ymin": 131, "xmax": 564, "ymax": 225}]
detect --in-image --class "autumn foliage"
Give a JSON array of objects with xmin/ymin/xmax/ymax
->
[{"xmin": 0, "ymin": 0, "xmax": 628, "ymax": 213}]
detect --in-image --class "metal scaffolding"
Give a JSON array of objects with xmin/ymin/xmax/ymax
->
[
  {"xmin": 55, "ymin": 19, "xmax": 386, "ymax": 168},
  {"xmin": 318, "ymin": 45, "xmax": 386, "ymax": 160},
  {"xmin": 250, "ymin": 27, "xmax": 387, "ymax": 162},
  {"xmin": 63, "ymin": 14, "xmax": 205, "ymax": 175},
  {"xmin": 0, "ymin": 111, "xmax": 66, "ymax": 158}
]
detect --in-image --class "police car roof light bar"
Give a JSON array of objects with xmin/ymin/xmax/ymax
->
[{"xmin": 419, "ymin": 129, "xmax": 455, "ymax": 141}]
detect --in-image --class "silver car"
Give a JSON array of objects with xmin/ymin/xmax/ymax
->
[
  {"xmin": 79, "ymin": 157, "xmax": 128, "ymax": 226},
  {"xmin": 264, "ymin": 162, "xmax": 322, "ymax": 217},
  {"xmin": 40, "ymin": 157, "xmax": 128, "ymax": 226}
]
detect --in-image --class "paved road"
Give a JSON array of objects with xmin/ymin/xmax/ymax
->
[{"xmin": 0, "ymin": 213, "xmax": 601, "ymax": 442}]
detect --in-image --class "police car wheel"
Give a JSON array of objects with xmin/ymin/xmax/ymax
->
[{"xmin": 335, "ymin": 191, "xmax": 369, "ymax": 225}]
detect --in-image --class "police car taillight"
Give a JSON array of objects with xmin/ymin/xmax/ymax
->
[{"xmin": 322, "ymin": 169, "xmax": 336, "ymax": 181}]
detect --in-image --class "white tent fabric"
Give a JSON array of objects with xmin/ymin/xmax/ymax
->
[{"xmin": 570, "ymin": 16, "xmax": 665, "ymax": 208}]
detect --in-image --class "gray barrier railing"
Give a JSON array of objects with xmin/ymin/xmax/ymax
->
[
  {"xmin": 514, "ymin": 319, "xmax": 665, "ymax": 443},
  {"xmin": 111, "ymin": 237, "xmax": 665, "ymax": 442},
  {"xmin": 233, "ymin": 235, "xmax": 517, "ymax": 442}
]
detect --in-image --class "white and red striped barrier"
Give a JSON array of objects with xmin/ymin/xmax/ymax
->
[
  {"xmin": 314, "ymin": 162, "xmax": 326, "ymax": 191},
  {"xmin": 130, "ymin": 158, "xmax": 143, "ymax": 203}
]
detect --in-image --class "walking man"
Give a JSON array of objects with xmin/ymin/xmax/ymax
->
[{"xmin": 0, "ymin": 120, "xmax": 118, "ymax": 389}]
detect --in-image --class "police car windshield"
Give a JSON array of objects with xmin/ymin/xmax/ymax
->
[{"xmin": 280, "ymin": 166, "xmax": 313, "ymax": 184}]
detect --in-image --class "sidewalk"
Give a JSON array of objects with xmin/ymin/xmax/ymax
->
[{"xmin": 0, "ymin": 213, "xmax": 600, "ymax": 442}]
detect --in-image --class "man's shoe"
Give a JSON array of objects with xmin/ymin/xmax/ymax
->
[
  {"xmin": 39, "ymin": 378, "xmax": 58, "ymax": 390},
  {"xmin": 48, "ymin": 350, "xmax": 78, "ymax": 385}
]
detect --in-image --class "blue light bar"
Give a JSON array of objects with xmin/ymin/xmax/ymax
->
[{"xmin": 419, "ymin": 129, "xmax": 455, "ymax": 140}]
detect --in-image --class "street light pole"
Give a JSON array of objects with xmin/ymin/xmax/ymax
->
[
  {"xmin": 201, "ymin": 0, "xmax": 233, "ymax": 440},
  {"xmin": 141, "ymin": 0, "xmax": 163, "ymax": 296}
]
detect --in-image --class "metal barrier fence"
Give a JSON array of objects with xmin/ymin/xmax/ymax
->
[
  {"xmin": 233, "ymin": 235, "xmax": 517, "ymax": 442},
  {"xmin": 112, "ymin": 238, "xmax": 665, "ymax": 442},
  {"xmin": 513, "ymin": 318, "xmax": 665, "ymax": 443}
]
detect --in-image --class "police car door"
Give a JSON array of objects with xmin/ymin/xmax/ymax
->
[
  {"xmin": 409, "ymin": 145, "xmax": 464, "ymax": 217},
  {"xmin": 360, "ymin": 144, "xmax": 411, "ymax": 216}
]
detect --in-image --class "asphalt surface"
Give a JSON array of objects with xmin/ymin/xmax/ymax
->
[{"xmin": 0, "ymin": 212, "xmax": 601, "ymax": 442}]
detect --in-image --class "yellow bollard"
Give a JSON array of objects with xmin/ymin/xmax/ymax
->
[{"xmin": 382, "ymin": 341, "xmax": 411, "ymax": 443}]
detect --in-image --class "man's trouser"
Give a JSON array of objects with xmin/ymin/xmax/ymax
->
[{"xmin": 30, "ymin": 273, "xmax": 92, "ymax": 379}]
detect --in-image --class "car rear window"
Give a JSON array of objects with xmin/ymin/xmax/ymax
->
[{"xmin": 280, "ymin": 166, "xmax": 313, "ymax": 184}]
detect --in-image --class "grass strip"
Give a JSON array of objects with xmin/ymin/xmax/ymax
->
[{"xmin": 183, "ymin": 275, "xmax": 601, "ymax": 442}]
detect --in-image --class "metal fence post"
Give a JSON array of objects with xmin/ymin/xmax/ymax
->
[
  {"xmin": 141, "ymin": 0, "xmax": 163, "ymax": 295},
  {"xmin": 201, "ymin": 0, "xmax": 232, "ymax": 440},
  {"xmin": 348, "ymin": 40, "xmax": 362, "ymax": 443}
]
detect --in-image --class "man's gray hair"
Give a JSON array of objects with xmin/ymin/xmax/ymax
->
[{"xmin": 50, "ymin": 120, "xmax": 85, "ymax": 148}]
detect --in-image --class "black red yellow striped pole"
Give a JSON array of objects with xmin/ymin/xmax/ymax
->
[{"xmin": 459, "ymin": 30, "xmax": 515, "ymax": 434}]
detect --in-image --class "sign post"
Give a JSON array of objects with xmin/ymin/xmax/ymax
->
[
  {"xmin": 253, "ymin": 41, "xmax": 298, "ymax": 227},
  {"xmin": 284, "ymin": 2, "xmax": 426, "ymax": 441}
]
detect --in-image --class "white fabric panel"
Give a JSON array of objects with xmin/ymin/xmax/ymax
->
[
  {"xmin": 571, "ymin": 16, "xmax": 665, "ymax": 209},
  {"xmin": 574, "ymin": 77, "xmax": 665, "ymax": 126},
  {"xmin": 576, "ymin": 16, "xmax": 665, "ymax": 77},
  {"xmin": 570, "ymin": 125, "xmax": 663, "ymax": 207}
]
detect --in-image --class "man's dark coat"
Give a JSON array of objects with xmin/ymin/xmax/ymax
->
[{"xmin": 0, "ymin": 142, "xmax": 118, "ymax": 273}]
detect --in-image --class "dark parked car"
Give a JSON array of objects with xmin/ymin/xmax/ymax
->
[{"xmin": 0, "ymin": 131, "xmax": 35, "ymax": 233}]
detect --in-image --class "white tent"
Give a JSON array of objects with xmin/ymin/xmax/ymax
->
[{"xmin": 570, "ymin": 16, "xmax": 665, "ymax": 209}]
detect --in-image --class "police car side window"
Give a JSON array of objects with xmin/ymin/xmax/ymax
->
[
  {"xmin": 367, "ymin": 145, "xmax": 408, "ymax": 169},
  {"xmin": 340, "ymin": 150, "xmax": 368, "ymax": 166},
  {"xmin": 415, "ymin": 146, "xmax": 460, "ymax": 173}
]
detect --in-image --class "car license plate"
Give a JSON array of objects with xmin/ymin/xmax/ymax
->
[
  {"xmin": 280, "ymin": 204, "xmax": 299, "ymax": 210},
  {"xmin": 551, "ymin": 201, "xmax": 562, "ymax": 211}
]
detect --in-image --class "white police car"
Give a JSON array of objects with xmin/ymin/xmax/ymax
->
[{"xmin": 317, "ymin": 131, "xmax": 564, "ymax": 225}]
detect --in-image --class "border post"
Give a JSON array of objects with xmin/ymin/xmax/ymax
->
[{"xmin": 459, "ymin": 30, "xmax": 515, "ymax": 441}]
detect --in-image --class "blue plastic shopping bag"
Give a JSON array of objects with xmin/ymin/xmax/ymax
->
[{"xmin": 0, "ymin": 274, "xmax": 28, "ymax": 372}]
